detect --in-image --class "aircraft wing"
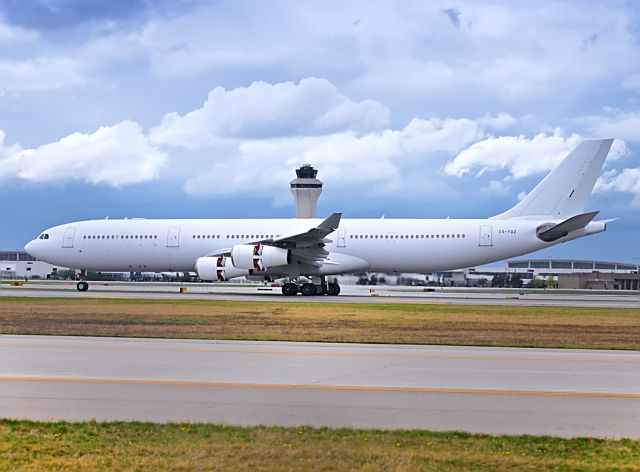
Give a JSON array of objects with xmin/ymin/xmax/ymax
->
[
  {"xmin": 205, "ymin": 213, "xmax": 342, "ymax": 267},
  {"xmin": 269, "ymin": 212, "xmax": 342, "ymax": 266},
  {"xmin": 273, "ymin": 212, "xmax": 342, "ymax": 247}
]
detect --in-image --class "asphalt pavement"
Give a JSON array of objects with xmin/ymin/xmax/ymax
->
[{"xmin": 1, "ymin": 335, "xmax": 639, "ymax": 438}]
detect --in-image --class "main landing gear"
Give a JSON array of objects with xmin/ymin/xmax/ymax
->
[{"xmin": 281, "ymin": 277, "xmax": 341, "ymax": 296}]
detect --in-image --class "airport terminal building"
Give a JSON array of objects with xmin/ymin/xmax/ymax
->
[
  {"xmin": 0, "ymin": 251, "xmax": 65, "ymax": 279},
  {"xmin": 501, "ymin": 259, "xmax": 639, "ymax": 290}
]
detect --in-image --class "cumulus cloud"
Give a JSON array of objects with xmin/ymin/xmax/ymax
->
[
  {"xmin": 478, "ymin": 113, "xmax": 516, "ymax": 130},
  {"xmin": 182, "ymin": 115, "xmax": 484, "ymax": 198},
  {"xmin": 150, "ymin": 78, "xmax": 390, "ymax": 147},
  {"xmin": 481, "ymin": 180, "xmax": 510, "ymax": 195},
  {"xmin": 444, "ymin": 131, "xmax": 584, "ymax": 178},
  {"xmin": 596, "ymin": 168, "xmax": 640, "ymax": 205},
  {"xmin": 0, "ymin": 121, "xmax": 167, "ymax": 186},
  {"xmin": 583, "ymin": 108, "xmax": 640, "ymax": 143},
  {"xmin": 0, "ymin": 75, "xmax": 635, "ymax": 209},
  {"xmin": 0, "ymin": 57, "xmax": 85, "ymax": 93}
]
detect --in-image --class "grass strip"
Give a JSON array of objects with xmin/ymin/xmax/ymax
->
[
  {"xmin": 1, "ymin": 296, "xmax": 639, "ymax": 349},
  {"xmin": 1, "ymin": 420, "xmax": 639, "ymax": 471}
]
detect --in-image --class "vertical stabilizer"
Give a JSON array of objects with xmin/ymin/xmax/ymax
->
[{"xmin": 492, "ymin": 139, "xmax": 613, "ymax": 220}]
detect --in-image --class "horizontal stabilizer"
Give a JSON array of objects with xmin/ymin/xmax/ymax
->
[{"xmin": 537, "ymin": 211, "xmax": 599, "ymax": 242}]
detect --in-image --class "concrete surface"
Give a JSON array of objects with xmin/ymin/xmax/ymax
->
[
  {"xmin": 1, "ymin": 335, "xmax": 639, "ymax": 438},
  {"xmin": 2, "ymin": 281, "xmax": 640, "ymax": 307}
]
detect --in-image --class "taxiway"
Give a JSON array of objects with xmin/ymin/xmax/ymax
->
[{"xmin": 2, "ymin": 281, "xmax": 639, "ymax": 307}]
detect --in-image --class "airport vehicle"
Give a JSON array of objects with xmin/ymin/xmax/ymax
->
[{"xmin": 25, "ymin": 139, "xmax": 615, "ymax": 296}]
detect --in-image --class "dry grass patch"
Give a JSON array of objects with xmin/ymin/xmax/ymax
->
[
  {"xmin": 1, "ymin": 420, "xmax": 639, "ymax": 471},
  {"xmin": 0, "ymin": 296, "xmax": 639, "ymax": 349}
]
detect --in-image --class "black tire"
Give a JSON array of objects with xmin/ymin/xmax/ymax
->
[
  {"xmin": 281, "ymin": 282, "xmax": 298, "ymax": 296},
  {"xmin": 301, "ymin": 283, "xmax": 317, "ymax": 296},
  {"xmin": 327, "ymin": 283, "xmax": 340, "ymax": 296},
  {"xmin": 76, "ymin": 281, "xmax": 89, "ymax": 292}
]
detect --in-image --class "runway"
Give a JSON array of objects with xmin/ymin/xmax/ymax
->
[
  {"xmin": 2, "ymin": 281, "xmax": 639, "ymax": 307},
  {"xmin": 1, "ymin": 335, "xmax": 639, "ymax": 438}
]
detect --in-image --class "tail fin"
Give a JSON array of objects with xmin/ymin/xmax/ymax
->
[{"xmin": 492, "ymin": 139, "xmax": 613, "ymax": 220}]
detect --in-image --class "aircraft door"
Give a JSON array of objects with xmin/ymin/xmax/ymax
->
[
  {"xmin": 62, "ymin": 227, "xmax": 76, "ymax": 248},
  {"xmin": 479, "ymin": 225, "xmax": 493, "ymax": 246},
  {"xmin": 337, "ymin": 229, "xmax": 346, "ymax": 248},
  {"xmin": 167, "ymin": 226, "xmax": 181, "ymax": 247}
]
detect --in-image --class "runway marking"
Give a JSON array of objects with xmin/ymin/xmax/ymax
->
[
  {"xmin": 1, "ymin": 342, "xmax": 638, "ymax": 364},
  {"xmin": 1, "ymin": 376, "xmax": 639, "ymax": 398}
]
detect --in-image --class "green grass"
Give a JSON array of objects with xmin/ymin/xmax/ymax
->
[
  {"xmin": 1, "ymin": 420, "xmax": 639, "ymax": 471},
  {"xmin": 1, "ymin": 296, "xmax": 640, "ymax": 349}
]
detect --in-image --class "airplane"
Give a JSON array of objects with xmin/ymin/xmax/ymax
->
[{"xmin": 25, "ymin": 138, "xmax": 615, "ymax": 296}]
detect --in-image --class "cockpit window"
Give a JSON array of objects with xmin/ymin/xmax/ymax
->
[{"xmin": 38, "ymin": 233, "xmax": 49, "ymax": 240}]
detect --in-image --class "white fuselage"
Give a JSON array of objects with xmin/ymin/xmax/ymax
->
[{"xmin": 25, "ymin": 217, "xmax": 604, "ymax": 276}]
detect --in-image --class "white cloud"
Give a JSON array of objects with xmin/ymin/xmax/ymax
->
[
  {"xmin": 182, "ymin": 115, "xmax": 483, "ymax": 198},
  {"xmin": 596, "ymin": 168, "xmax": 640, "ymax": 206},
  {"xmin": 0, "ymin": 21, "xmax": 37, "ymax": 43},
  {"xmin": 444, "ymin": 132, "xmax": 584, "ymax": 178},
  {"xmin": 150, "ymin": 78, "xmax": 390, "ymax": 148},
  {"xmin": 0, "ymin": 57, "xmax": 85, "ymax": 93},
  {"xmin": 481, "ymin": 180, "xmax": 510, "ymax": 195},
  {"xmin": 0, "ymin": 121, "xmax": 167, "ymax": 186},
  {"xmin": 478, "ymin": 113, "xmax": 516, "ymax": 130},
  {"xmin": 583, "ymin": 109, "xmax": 640, "ymax": 143}
]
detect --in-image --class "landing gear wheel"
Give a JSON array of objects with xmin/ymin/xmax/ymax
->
[
  {"xmin": 76, "ymin": 281, "xmax": 89, "ymax": 292},
  {"xmin": 301, "ymin": 283, "xmax": 317, "ymax": 296},
  {"xmin": 282, "ymin": 282, "xmax": 298, "ymax": 296},
  {"xmin": 326, "ymin": 283, "xmax": 340, "ymax": 296}
]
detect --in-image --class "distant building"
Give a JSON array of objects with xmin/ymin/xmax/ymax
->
[
  {"xmin": 506, "ymin": 258, "xmax": 637, "ymax": 273},
  {"xmin": 290, "ymin": 164, "xmax": 323, "ymax": 218},
  {"xmin": 0, "ymin": 251, "xmax": 67, "ymax": 279},
  {"xmin": 412, "ymin": 258, "xmax": 639, "ymax": 289},
  {"xmin": 559, "ymin": 272, "xmax": 639, "ymax": 290}
]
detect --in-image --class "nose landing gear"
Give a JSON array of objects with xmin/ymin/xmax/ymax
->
[{"xmin": 76, "ymin": 270, "xmax": 89, "ymax": 292}]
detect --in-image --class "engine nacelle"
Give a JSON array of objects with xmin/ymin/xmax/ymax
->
[
  {"xmin": 195, "ymin": 256, "xmax": 250, "ymax": 281},
  {"xmin": 231, "ymin": 244, "xmax": 291, "ymax": 271}
]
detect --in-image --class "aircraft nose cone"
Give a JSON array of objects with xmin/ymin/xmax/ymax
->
[{"xmin": 24, "ymin": 240, "xmax": 37, "ymax": 258}]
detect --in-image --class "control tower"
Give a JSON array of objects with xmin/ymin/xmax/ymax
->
[{"xmin": 290, "ymin": 164, "xmax": 323, "ymax": 218}]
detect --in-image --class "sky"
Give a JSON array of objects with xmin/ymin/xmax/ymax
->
[{"xmin": 0, "ymin": 0, "xmax": 639, "ymax": 263}]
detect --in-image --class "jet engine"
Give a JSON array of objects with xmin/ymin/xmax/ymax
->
[
  {"xmin": 195, "ymin": 256, "xmax": 250, "ymax": 281},
  {"xmin": 231, "ymin": 243, "xmax": 291, "ymax": 271}
]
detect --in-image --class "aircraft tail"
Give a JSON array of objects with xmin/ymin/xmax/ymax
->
[{"xmin": 491, "ymin": 139, "xmax": 614, "ymax": 220}]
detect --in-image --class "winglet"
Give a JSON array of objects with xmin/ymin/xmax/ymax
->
[{"xmin": 318, "ymin": 212, "xmax": 342, "ymax": 231}]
